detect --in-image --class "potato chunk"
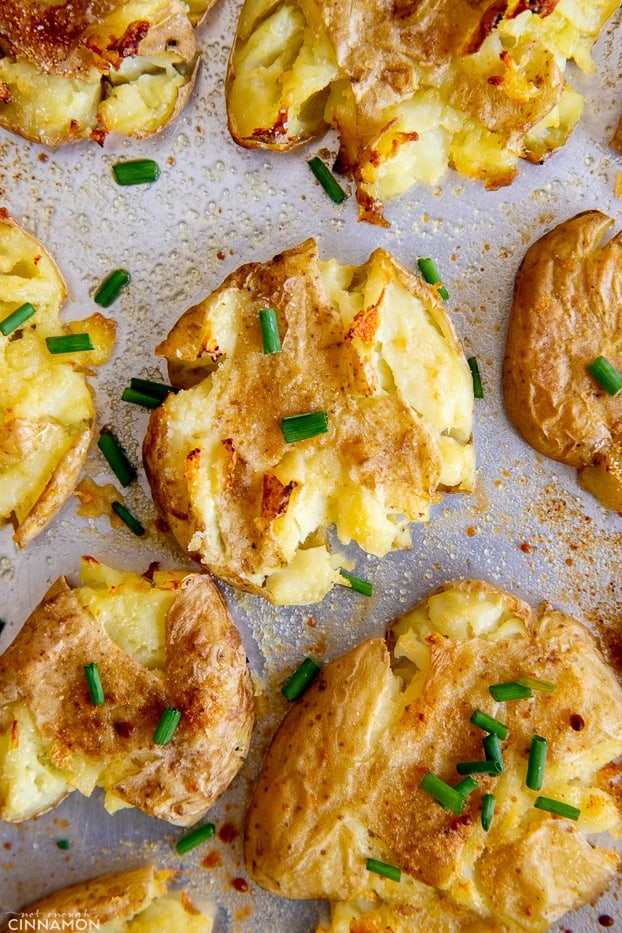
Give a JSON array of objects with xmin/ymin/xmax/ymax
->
[
  {"xmin": 144, "ymin": 239, "xmax": 475, "ymax": 604},
  {"xmin": 245, "ymin": 579, "xmax": 622, "ymax": 932},
  {"xmin": 0, "ymin": 211, "xmax": 115, "ymax": 546},
  {"xmin": 226, "ymin": 0, "xmax": 617, "ymax": 223},
  {"xmin": 0, "ymin": 558, "xmax": 254, "ymax": 826}
]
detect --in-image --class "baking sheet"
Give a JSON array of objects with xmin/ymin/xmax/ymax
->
[{"xmin": 0, "ymin": 3, "xmax": 621, "ymax": 930}]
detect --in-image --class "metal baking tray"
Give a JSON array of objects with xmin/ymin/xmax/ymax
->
[{"xmin": 0, "ymin": 3, "xmax": 621, "ymax": 930}]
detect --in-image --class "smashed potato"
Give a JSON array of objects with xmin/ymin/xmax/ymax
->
[
  {"xmin": 1, "ymin": 865, "xmax": 214, "ymax": 933},
  {"xmin": 143, "ymin": 239, "xmax": 475, "ymax": 605},
  {"xmin": 0, "ymin": 0, "xmax": 215, "ymax": 146},
  {"xmin": 0, "ymin": 557, "xmax": 254, "ymax": 826},
  {"xmin": 502, "ymin": 210, "xmax": 622, "ymax": 512},
  {"xmin": 0, "ymin": 210, "xmax": 115, "ymax": 547},
  {"xmin": 226, "ymin": 0, "xmax": 617, "ymax": 224},
  {"xmin": 245, "ymin": 579, "xmax": 622, "ymax": 932}
]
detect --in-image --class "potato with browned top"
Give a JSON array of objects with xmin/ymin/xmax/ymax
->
[
  {"xmin": 226, "ymin": 0, "xmax": 618, "ymax": 224},
  {"xmin": 502, "ymin": 210, "xmax": 622, "ymax": 512},
  {"xmin": 143, "ymin": 239, "xmax": 475, "ymax": 605},
  {"xmin": 245, "ymin": 579, "xmax": 622, "ymax": 932},
  {"xmin": 0, "ymin": 210, "xmax": 115, "ymax": 546},
  {"xmin": 0, "ymin": 0, "xmax": 215, "ymax": 145},
  {"xmin": 1, "ymin": 865, "xmax": 214, "ymax": 933},
  {"xmin": 0, "ymin": 557, "xmax": 254, "ymax": 826}
]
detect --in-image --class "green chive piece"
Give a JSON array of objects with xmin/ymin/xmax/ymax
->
[
  {"xmin": 470, "ymin": 709, "xmax": 509, "ymax": 741},
  {"xmin": 112, "ymin": 159, "xmax": 160, "ymax": 186},
  {"xmin": 259, "ymin": 307, "xmax": 282, "ymax": 354},
  {"xmin": 175, "ymin": 822, "xmax": 216, "ymax": 855},
  {"xmin": 481, "ymin": 793, "xmax": 496, "ymax": 831},
  {"xmin": 0, "ymin": 302, "xmax": 36, "ymax": 336},
  {"xmin": 587, "ymin": 355, "xmax": 622, "ymax": 397},
  {"xmin": 98, "ymin": 429, "xmax": 136, "ymax": 486},
  {"xmin": 94, "ymin": 269, "xmax": 131, "ymax": 308},
  {"xmin": 454, "ymin": 776, "xmax": 478, "ymax": 796},
  {"xmin": 282, "ymin": 657, "xmax": 321, "ymax": 701},
  {"xmin": 467, "ymin": 356, "xmax": 483, "ymax": 399},
  {"xmin": 121, "ymin": 387, "xmax": 162, "ymax": 409},
  {"xmin": 153, "ymin": 707, "xmax": 181, "ymax": 745},
  {"xmin": 534, "ymin": 796, "xmax": 580, "ymax": 821},
  {"xmin": 46, "ymin": 333, "xmax": 94, "ymax": 354},
  {"xmin": 339, "ymin": 568, "xmax": 374, "ymax": 597},
  {"xmin": 456, "ymin": 760, "xmax": 503, "ymax": 776},
  {"xmin": 417, "ymin": 258, "xmax": 449, "ymax": 300},
  {"xmin": 366, "ymin": 857, "xmax": 401, "ymax": 882},
  {"xmin": 111, "ymin": 501, "xmax": 145, "ymax": 537},
  {"xmin": 308, "ymin": 156, "xmax": 347, "ymax": 204},
  {"xmin": 56, "ymin": 839, "xmax": 71, "ymax": 850},
  {"xmin": 420, "ymin": 772, "xmax": 465, "ymax": 814},
  {"xmin": 526, "ymin": 735, "xmax": 548, "ymax": 791},
  {"xmin": 489, "ymin": 681, "xmax": 533, "ymax": 702},
  {"xmin": 130, "ymin": 377, "xmax": 177, "ymax": 400},
  {"xmin": 483, "ymin": 733, "xmax": 504, "ymax": 773},
  {"xmin": 84, "ymin": 663, "xmax": 105, "ymax": 706},
  {"xmin": 516, "ymin": 675, "xmax": 556, "ymax": 693},
  {"xmin": 281, "ymin": 411, "xmax": 329, "ymax": 444}
]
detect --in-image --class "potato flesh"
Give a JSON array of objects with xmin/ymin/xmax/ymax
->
[
  {"xmin": 98, "ymin": 896, "xmax": 214, "ymax": 932},
  {"xmin": 227, "ymin": 0, "xmax": 617, "ymax": 217},
  {"xmin": 0, "ymin": 560, "xmax": 184, "ymax": 820},
  {"xmin": 0, "ymin": 218, "xmax": 114, "ymax": 545}
]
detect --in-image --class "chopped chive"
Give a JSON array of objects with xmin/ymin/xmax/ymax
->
[
  {"xmin": 153, "ymin": 707, "xmax": 181, "ymax": 745},
  {"xmin": 55, "ymin": 839, "xmax": 71, "ymax": 850},
  {"xmin": 470, "ymin": 709, "xmax": 509, "ymax": 741},
  {"xmin": 456, "ymin": 760, "xmax": 502, "ymax": 776},
  {"xmin": 175, "ymin": 821, "xmax": 216, "ymax": 855},
  {"xmin": 417, "ymin": 258, "xmax": 449, "ymax": 300},
  {"xmin": 454, "ymin": 776, "xmax": 478, "ymax": 796},
  {"xmin": 467, "ymin": 356, "xmax": 483, "ymax": 399},
  {"xmin": 489, "ymin": 681, "xmax": 533, "ymax": 702},
  {"xmin": 98, "ymin": 429, "xmax": 136, "ymax": 486},
  {"xmin": 130, "ymin": 377, "xmax": 177, "ymax": 400},
  {"xmin": 420, "ymin": 772, "xmax": 465, "ymax": 814},
  {"xmin": 587, "ymin": 355, "xmax": 622, "ymax": 397},
  {"xmin": 483, "ymin": 733, "xmax": 504, "ymax": 773},
  {"xmin": 281, "ymin": 411, "xmax": 329, "ymax": 444},
  {"xmin": 308, "ymin": 156, "xmax": 347, "ymax": 204},
  {"xmin": 516, "ymin": 675, "xmax": 556, "ymax": 693},
  {"xmin": 366, "ymin": 857, "xmax": 401, "ymax": 882},
  {"xmin": 121, "ymin": 387, "xmax": 163, "ymax": 409},
  {"xmin": 534, "ymin": 796, "xmax": 580, "ymax": 820},
  {"xmin": 339, "ymin": 568, "xmax": 374, "ymax": 597},
  {"xmin": 111, "ymin": 501, "xmax": 145, "ymax": 536},
  {"xmin": 259, "ymin": 307, "xmax": 282, "ymax": 354},
  {"xmin": 0, "ymin": 302, "xmax": 36, "ymax": 336},
  {"xmin": 481, "ymin": 793, "xmax": 496, "ymax": 831},
  {"xmin": 94, "ymin": 269, "xmax": 131, "ymax": 307},
  {"xmin": 112, "ymin": 159, "xmax": 160, "ymax": 186},
  {"xmin": 282, "ymin": 657, "xmax": 321, "ymax": 701},
  {"xmin": 84, "ymin": 663, "xmax": 105, "ymax": 706},
  {"xmin": 46, "ymin": 333, "xmax": 94, "ymax": 354},
  {"xmin": 526, "ymin": 735, "xmax": 547, "ymax": 791}
]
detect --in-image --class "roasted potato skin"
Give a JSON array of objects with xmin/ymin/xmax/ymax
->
[
  {"xmin": 226, "ymin": 0, "xmax": 618, "ymax": 223},
  {"xmin": 0, "ymin": 0, "xmax": 215, "ymax": 145},
  {"xmin": 144, "ymin": 238, "xmax": 474, "ymax": 604},
  {"xmin": 0, "ymin": 570, "xmax": 254, "ymax": 826},
  {"xmin": 502, "ymin": 210, "xmax": 622, "ymax": 510},
  {"xmin": 0, "ymin": 866, "xmax": 170, "ymax": 932},
  {"xmin": 0, "ymin": 210, "xmax": 115, "ymax": 546},
  {"xmin": 245, "ymin": 579, "xmax": 622, "ymax": 931}
]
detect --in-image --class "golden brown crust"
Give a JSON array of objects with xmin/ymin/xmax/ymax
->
[
  {"xmin": 502, "ymin": 210, "xmax": 622, "ymax": 507},
  {"xmin": 245, "ymin": 579, "xmax": 622, "ymax": 930},
  {"xmin": 0, "ymin": 865, "xmax": 171, "ymax": 931},
  {"xmin": 0, "ymin": 573, "xmax": 254, "ymax": 826}
]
